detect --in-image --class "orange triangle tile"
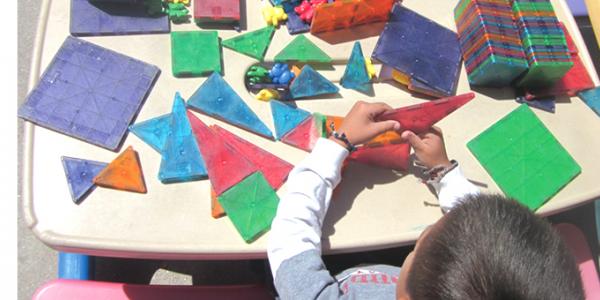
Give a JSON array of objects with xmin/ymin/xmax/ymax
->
[
  {"xmin": 211, "ymin": 187, "xmax": 226, "ymax": 219},
  {"xmin": 93, "ymin": 146, "xmax": 147, "ymax": 193}
]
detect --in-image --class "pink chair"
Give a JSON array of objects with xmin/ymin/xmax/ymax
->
[
  {"xmin": 555, "ymin": 223, "xmax": 600, "ymax": 300},
  {"xmin": 33, "ymin": 279, "xmax": 273, "ymax": 300}
]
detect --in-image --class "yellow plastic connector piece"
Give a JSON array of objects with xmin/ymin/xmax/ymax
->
[
  {"xmin": 256, "ymin": 89, "xmax": 280, "ymax": 101},
  {"xmin": 262, "ymin": 6, "xmax": 288, "ymax": 27},
  {"xmin": 365, "ymin": 58, "xmax": 376, "ymax": 79},
  {"xmin": 167, "ymin": 0, "xmax": 190, "ymax": 5}
]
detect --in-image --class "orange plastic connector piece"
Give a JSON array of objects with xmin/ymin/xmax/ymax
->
[
  {"xmin": 93, "ymin": 146, "xmax": 147, "ymax": 193},
  {"xmin": 311, "ymin": 0, "xmax": 395, "ymax": 34},
  {"xmin": 211, "ymin": 187, "xmax": 226, "ymax": 218}
]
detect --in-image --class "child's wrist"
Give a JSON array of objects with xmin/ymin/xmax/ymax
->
[{"xmin": 424, "ymin": 160, "xmax": 459, "ymax": 185}]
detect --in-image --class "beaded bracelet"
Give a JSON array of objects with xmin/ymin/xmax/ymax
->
[
  {"xmin": 329, "ymin": 122, "xmax": 357, "ymax": 152},
  {"xmin": 423, "ymin": 160, "xmax": 459, "ymax": 184}
]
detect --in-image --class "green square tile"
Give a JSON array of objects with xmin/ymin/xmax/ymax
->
[
  {"xmin": 218, "ymin": 172, "xmax": 279, "ymax": 243},
  {"xmin": 467, "ymin": 104, "xmax": 581, "ymax": 210},
  {"xmin": 171, "ymin": 31, "xmax": 222, "ymax": 77}
]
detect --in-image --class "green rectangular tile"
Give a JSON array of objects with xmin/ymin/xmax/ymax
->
[{"xmin": 467, "ymin": 104, "xmax": 581, "ymax": 210}]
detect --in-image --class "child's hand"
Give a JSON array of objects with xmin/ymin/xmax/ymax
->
[
  {"xmin": 331, "ymin": 101, "xmax": 400, "ymax": 147},
  {"xmin": 401, "ymin": 127, "xmax": 451, "ymax": 169}
]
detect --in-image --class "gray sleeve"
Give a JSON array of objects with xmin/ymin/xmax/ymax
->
[{"xmin": 274, "ymin": 250, "xmax": 345, "ymax": 300}]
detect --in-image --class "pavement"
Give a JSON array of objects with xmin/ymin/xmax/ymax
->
[{"xmin": 17, "ymin": 2, "xmax": 600, "ymax": 300}]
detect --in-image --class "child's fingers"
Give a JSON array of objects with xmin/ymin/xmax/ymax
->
[
  {"xmin": 368, "ymin": 102, "xmax": 395, "ymax": 117},
  {"xmin": 372, "ymin": 120, "xmax": 400, "ymax": 134},
  {"xmin": 401, "ymin": 131, "xmax": 426, "ymax": 150}
]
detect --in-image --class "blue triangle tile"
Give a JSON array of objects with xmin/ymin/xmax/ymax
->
[
  {"xmin": 61, "ymin": 156, "xmax": 108, "ymax": 204},
  {"xmin": 290, "ymin": 65, "xmax": 339, "ymax": 99},
  {"xmin": 516, "ymin": 96, "xmax": 556, "ymax": 113},
  {"xmin": 158, "ymin": 93, "xmax": 208, "ymax": 183},
  {"xmin": 129, "ymin": 114, "xmax": 171, "ymax": 153},
  {"xmin": 340, "ymin": 42, "xmax": 372, "ymax": 94},
  {"xmin": 187, "ymin": 73, "xmax": 274, "ymax": 139},
  {"xmin": 270, "ymin": 100, "xmax": 311, "ymax": 140}
]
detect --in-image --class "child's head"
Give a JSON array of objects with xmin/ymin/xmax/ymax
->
[{"xmin": 395, "ymin": 194, "xmax": 584, "ymax": 300}]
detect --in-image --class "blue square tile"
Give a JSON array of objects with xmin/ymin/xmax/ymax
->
[
  {"xmin": 18, "ymin": 36, "xmax": 160, "ymax": 151},
  {"xmin": 372, "ymin": 4, "xmax": 462, "ymax": 96}
]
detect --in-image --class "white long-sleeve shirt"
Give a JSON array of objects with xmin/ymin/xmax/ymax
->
[{"xmin": 267, "ymin": 138, "xmax": 479, "ymax": 298}]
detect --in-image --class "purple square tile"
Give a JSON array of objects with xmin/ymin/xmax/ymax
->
[
  {"xmin": 18, "ymin": 36, "xmax": 160, "ymax": 151},
  {"xmin": 71, "ymin": 0, "xmax": 170, "ymax": 36}
]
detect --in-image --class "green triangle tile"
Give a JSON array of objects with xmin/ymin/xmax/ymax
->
[
  {"xmin": 274, "ymin": 35, "xmax": 332, "ymax": 63},
  {"xmin": 222, "ymin": 26, "xmax": 275, "ymax": 61},
  {"xmin": 218, "ymin": 172, "xmax": 280, "ymax": 243}
]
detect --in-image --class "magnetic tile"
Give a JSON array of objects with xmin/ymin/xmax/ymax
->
[
  {"xmin": 158, "ymin": 93, "xmax": 207, "ymax": 183},
  {"xmin": 270, "ymin": 100, "xmax": 311, "ymax": 140},
  {"xmin": 579, "ymin": 87, "xmax": 600, "ymax": 117},
  {"xmin": 379, "ymin": 93, "xmax": 475, "ymax": 134},
  {"xmin": 187, "ymin": 72, "xmax": 273, "ymax": 138},
  {"xmin": 70, "ymin": 0, "xmax": 170, "ymax": 36},
  {"xmin": 187, "ymin": 112, "xmax": 257, "ymax": 195},
  {"xmin": 467, "ymin": 104, "xmax": 580, "ymax": 210},
  {"xmin": 129, "ymin": 114, "xmax": 171, "ymax": 153},
  {"xmin": 340, "ymin": 42, "xmax": 372, "ymax": 94},
  {"xmin": 372, "ymin": 4, "xmax": 462, "ymax": 96},
  {"xmin": 171, "ymin": 31, "xmax": 222, "ymax": 77},
  {"xmin": 18, "ymin": 36, "xmax": 160, "ymax": 151},
  {"xmin": 349, "ymin": 143, "xmax": 411, "ymax": 171},
  {"xmin": 222, "ymin": 26, "xmax": 275, "ymax": 61},
  {"xmin": 93, "ymin": 146, "xmax": 147, "ymax": 193},
  {"xmin": 61, "ymin": 156, "xmax": 108, "ymax": 203},
  {"xmin": 274, "ymin": 35, "xmax": 332, "ymax": 63},
  {"xmin": 217, "ymin": 172, "xmax": 279, "ymax": 243},
  {"xmin": 289, "ymin": 65, "xmax": 339, "ymax": 99},
  {"xmin": 280, "ymin": 115, "xmax": 321, "ymax": 151},
  {"xmin": 194, "ymin": 0, "xmax": 240, "ymax": 23},
  {"xmin": 212, "ymin": 125, "xmax": 293, "ymax": 190}
]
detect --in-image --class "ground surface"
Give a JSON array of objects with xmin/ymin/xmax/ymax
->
[{"xmin": 17, "ymin": 2, "xmax": 600, "ymax": 299}]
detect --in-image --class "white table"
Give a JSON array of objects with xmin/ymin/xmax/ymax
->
[{"xmin": 21, "ymin": 0, "xmax": 600, "ymax": 259}]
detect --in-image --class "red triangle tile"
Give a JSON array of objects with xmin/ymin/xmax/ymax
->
[
  {"xmin": 349, "ymin": 143, "xmax": 411, "ymax": 171},
  {"xmin": 187, "ymin": 111, "xmax": 257, "ymax": 195},
  {"xmin": 379, "ymin": 93, "xmax": 475, "ymax": 134},
  {"xmin": 281, "ymin": 116, "xmax": 321, "ymax": 152},
  {"xmin": 211, "ymin": 125, "xmax": 294, "ymax": 190}
]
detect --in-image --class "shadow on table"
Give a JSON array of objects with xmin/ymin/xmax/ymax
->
[{"xmin": 321, "ymin": 162, "xmax": 406, "ymax": 243}]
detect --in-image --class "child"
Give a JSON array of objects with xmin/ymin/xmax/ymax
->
[{"xmin": 267, "ymin": 101, "xmax": 584, "ymax": 299}]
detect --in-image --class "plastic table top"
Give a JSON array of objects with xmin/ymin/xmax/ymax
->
[{"xmin": 22, "ymin": 0, "xmax": 600, "ymax": 259}]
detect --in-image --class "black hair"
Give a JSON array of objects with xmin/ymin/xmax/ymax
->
[{"xmin": 407, "ymin": 194, "xmax": 584, "ymax": 300}]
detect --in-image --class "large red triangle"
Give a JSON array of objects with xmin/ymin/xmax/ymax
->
[
  {"xmin": 378, "ymin": 93, "xmax": 475, "ymax": 134},
  {"xmin": 349, "ymin": 143, "xmax": 411, "ymax": 171},
  {"xmin": 211, "ymin": 125, "xmax": 294, "ymax": 190},
  {"xmin": 187, "ymin": 111, "xmax": 257, "ymax": 196},
  {"xmin": 93, "ymin": 146, "xmax": 147, "ymax": 193},
  {"xmin": 281, "ymin": 116, "xmax": 321, "ymax": 152}
]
